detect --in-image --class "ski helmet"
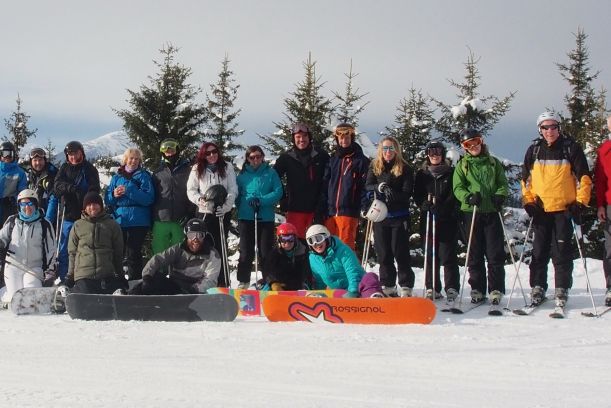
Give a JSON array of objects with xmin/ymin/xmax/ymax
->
[
  {"xmin": 30, "ymin": 147, "xmax": 47, "ymax": 160},
  {"xmin": 160, "ymin": 138, "xmax": 179, "ymax": 154},
  {"xmin": 276, "ymin": 222, "xmax": 298, "ymax": 237},
  {"xmin": 425, "ymin": 141, "xmax": 446, "ymax": 159},
  {"xmin": 64, "ymin": 141, "xmax": 84, "ymax": 159},
  {"xmin": 203, "ymin": 184, "xmax": 228, "ymax": 208},
  {"xmin": 536, "ymin": 111, "xmax": 560, "ymax": 127},
  {"xmin": 305, "ymin": 224, "xmax": 331, "ymax": 247},
  {"xmin": 334, "ymin": 122, "xmax": 355, "ymax": 139},
  {"xmin": 364, "ymin": 199, "xmax": 388, "ymax": 223},
  {"xmin": 459, "ymin": 128, "xmax": 481, "ymax": 143},
  {"xmin": 17, "ymin": 188, "xmax": 39, "ymax": 207},
  {"xmin": 1, "ymin": 141, "xmax": 15, "ymax": 160}
]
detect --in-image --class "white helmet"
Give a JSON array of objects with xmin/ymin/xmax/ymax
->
[
  {"xmin": 305, "ymin": 224, "xmax": 331, "ymax": 247},
  {"xmin": 536, "ymin": 111, "xmax": 560, "ymax": 127},
  {"xmin": 17, "ymin": 188, "xmax": 38, "ymax": 206},
  {"xmin": 365, "ymin": 199, "xmax": 388, "ymax": 222}
]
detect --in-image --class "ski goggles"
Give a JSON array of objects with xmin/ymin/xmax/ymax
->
[
  {"xmin": 19, "ymin": 201, "xmax": 35, "ymax": 207},
  {"xmin": 306, "ymin": 233, "xmax": 327, "ymax": 247},
  {"xmin": 461, "ymin": 136, "xmax": 482, "ymax": 150},
  {"xmin": 1, "ymin": 150, "xmax": 13, "ymax": 158},
  {"xmin": 291, "ymin": 123, "xmax": 310, "ymax": 135},
  {"xmin": 278, "ymin": 234, "xmax": 296, "ymax": 243},
  {"xmin": 335, "ymin": 127, "xmax": 355, "ymax": 138},
  {"xmin": 186, "ymin": 231, "xmax": 205, "ymax": 240},
  {"xmin": 160, "ymin": 140, "xmax": 178, "ymax": 153},
  {"xmin": 30, "ymin": 148, "xmax": 46, "ymax": 159},
  {"xmin": 426, "ymin": 147, "xmax": 444, "ymax": 157},
  {"xmin": 539, "ymin": 124, "xmax": 559, "ymax": 131}
]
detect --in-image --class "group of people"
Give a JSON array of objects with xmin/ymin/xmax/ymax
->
[{"xmin": 1, "ymin": 110, "xmax": 611, "ymax": 309}]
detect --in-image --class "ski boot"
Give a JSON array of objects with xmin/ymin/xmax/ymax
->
[
  {"xmin": 470, "ymin": 289, "xmax": 485, "ymax": 304},
  {"xmin": 425, "ymin": 289, "xmax": 442, "ymax": 300},
  {"xmin": 530, "ymin": 286, "xmax": 546, "ymax": 306},
  {"xmin": 554, "ymin": 288, "xmax": 569, "ymax": 307}
]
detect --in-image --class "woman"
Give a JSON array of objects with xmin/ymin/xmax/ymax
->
[
  {"xmin": 365, "ymin": 136, "xmax": 415, "ymax": 297},
  {"xmin": 235, "ymin": 146, "xmax": 283, "ymax": 289},
  {"xmin": 263, "ymin": 222, "xmax": 312, "ymax": 291},
  {"xmin": 413, "ymin": 141, "xmax": 460, "ymax": 301},
  {"xmin": 105, "ymin": 148, "xmax": 155, "ymax": 280},
  {"xmin": 0, "ymin": 189, "xmax": 55, "ymax": 304},
  {"xmin": 186, "ymin": 142, "xmax": 237, "ymax": 287}
]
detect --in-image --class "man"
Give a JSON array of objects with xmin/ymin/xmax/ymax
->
[
  {"xmin": 593, "ymin": 114, "xmax": 611, "ymax": 307},
  {"xmin": 130, "ymin": 218, "xmax": 221, "ymax": 295},
  {"xmin": 321, "ymin": 123, "xmax": 370, "ymax": 250},
  {"xmin": 453, "ymin": 129, "xmax": 508, "ymax": 305},
  {"xmin": 0, "ymin": 141, "xmax": 27, "ymax": 226},
  {"xmin": 26, "ymin": 147, "xmax": 58, "ymax": 216},
  {"xmin": 274, "ymin": 123, "xmax": 329, "ymax": 239},
  {"xmin": 51, "ymin": 141, "xmax": 101, "ymax": 282},
  {"xmin": 522, "ymin": 111, "xmax": 592, "ymax": 308},
  {"xmin": 152, "ymin": 138, "xmax": 195, "ymax": 254}
]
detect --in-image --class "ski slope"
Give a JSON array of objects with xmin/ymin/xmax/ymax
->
[{"xmin": 0, "ymin": 260, "xmax": 608, "ymax": 408}]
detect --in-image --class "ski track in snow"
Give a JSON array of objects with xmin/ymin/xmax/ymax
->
[{"xmin": 1, "ymin": 260, "xmax": 609, "ymax": 408}]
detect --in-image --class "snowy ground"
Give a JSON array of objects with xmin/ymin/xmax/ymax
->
[{"xmin": 1, "ymin": 260, "xmax": 609, "ymax": 408}]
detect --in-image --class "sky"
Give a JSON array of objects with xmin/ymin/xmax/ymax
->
[{"xmin": 2, "ymin": 0, "xmax": 611, "ymax": 161}]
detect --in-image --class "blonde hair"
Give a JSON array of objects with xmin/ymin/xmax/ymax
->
[
  {"xmin": 372, "ymin": 136, "xmax": 406, "ymax": 177},
  {"xmin": 122, "ymin": 148, "xmax": 143, "ymax": 165}
]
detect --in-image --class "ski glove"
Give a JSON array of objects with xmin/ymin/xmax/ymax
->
[
  {"xmin": 63, "ymin": 275, "xmax": 75, "ymax": 289},
  {"xmin": 247, "ymin": 197, "xmax": 260, "ymax": 211},
  {"xmin": 377, "ymin": 183, "xmax": 394, "ymax": 203},
  {"xmin": 568, "ymin": 202, "xmax": 585, "ymax": 225},
  {"xmin": 421, "ymin": 200, "xmax": 437, "ymax": 215},
  {"xmin": 342, "ymin": 291, "xmax": 359, "ymax": 298},
  {"xmin": 271, "ymin": 282, "xmax": 286, "ymax": 291},
  {"xmin": 466, "ymin": 192, "xmax": 481, "ymax": 206},
  {"xmin": 42, "ymin": 270, "xmax": 57, "ymax": 287},
  {"xmin": 492, "ymin": 195, "xmax": 505, "ymax": 211}
]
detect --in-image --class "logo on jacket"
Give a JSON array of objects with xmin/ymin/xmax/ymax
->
[{"xmin": 288, "ymin": 301, "xmax": 344, "ymax": 323}]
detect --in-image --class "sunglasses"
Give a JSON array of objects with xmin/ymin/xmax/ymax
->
[
  {"xmin": 335, "ymin": 128, "xmax": 355, "ymax": 138},
  {"xmin": 461, "ymin": 137, "xmax": 482, "ymax": 150},
  {"xmin": 30, "ymin": 148, "xmax": 46, "ymax": 159},
  {"xmin": 186, "ymin": 231, "xmax": 205, "ymax": 240},
  {"xmin": 382, "ymin": 145, "xmax": 396, "ymax": 152},
  {"xmin": 306, "ymin": 234, "xmax": 327, "ymax": 247},
  {"xmin": 205, "ymin": 149, "xmax": 219, "ymax": 157},
  {"xmin": 291, "ymin": 124, "xmax": 310, "ymax": 135},
  {"xmin": 160, "ymin": 140, "xmax": 178, "ymax": 153},
  {"xmin": 427, "ymin": 147, "xmax": 444, "ymax": 157},
  {"xmin": 540, "ymin": 124, "xmax": 559, "ymax": 131},
  {"xmin": 278, "ymin": 235, "xmax": 295, "ymax": 243},
  {"xmin": 19, "ymin": 201, "xmax": 35, "ymax": 207},
  {"xmin": 248, "ymin": 154, "xmax": 263, "ymax": 160}
]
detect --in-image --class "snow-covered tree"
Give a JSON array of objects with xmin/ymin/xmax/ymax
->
[
  {"xmin": 205, "ymin": 54, "xmax": 243, "ymax": 160},
  {"xmin": 260, "ymin": 52, "xmax": 334, "ymax": 155},
  {"xmin": 384, "ymin": 87, "xmax": 435, "ymax": 163},
  {"xmin": 3, "ymin": 94, "xmax": 37, "ymax": 157},
  {"xmin": 332, "ymin": 59, "xmax": 369, "ymax": 128},
  {"xmin": 433, "ymin": 50, "xmax": 515, "ymax": 147},
  {"xmin": 114, "ymin": 44, "xmax": 207, "ymax": 167}
]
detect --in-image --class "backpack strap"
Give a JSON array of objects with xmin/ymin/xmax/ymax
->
[{"xmin": 40, "ymin": 218, "xmax": 51, "ymax": 271}]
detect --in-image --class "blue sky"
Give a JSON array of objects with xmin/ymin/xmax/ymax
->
[{"xmin": 2, "ymin": 0, "xmax": 611, "ymax": 161}]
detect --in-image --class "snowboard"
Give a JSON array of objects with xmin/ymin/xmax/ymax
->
[
  {"xmin": 207, "ymin": 288, "xmax": 347, "ymax": 316},
  {"xmin": 10, "ymin": 287, "xmax": 67, "ymax": 315},
  {"xmin": 66, "ymin": 293, "xmax": 239, "ymax": 322},
  {"xmin": 262, "ymin": 295, "xmax": 436, "ymax": 325}
]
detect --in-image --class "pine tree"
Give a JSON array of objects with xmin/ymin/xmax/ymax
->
[
  {"xmin": 556, "ymin": 27, "xmax": 608, "ymax": 151},
  {"xmin": 384, "ymin": 87, "xmax": 435, "ymax": 163},
  {"xmin": 260, "ymin": 52, "xmax": 334, "ymax": 155},
  {"xmin": 45, "ymin": 139, "xmax": 57, "ymax": 165},
  {"xmin": 332, "ymin": 60, "xmax": 369, "ymax": 128},
  {"xmin": 433, "ymin": 50, "xmax": 515, "ymax": 147},
  {"xmin": 3, "ymin": 94, "xmax": 37, "ymax": 157},
  {"xmin": 114, "ymin": 44, "xmax": 207, "ymax": 167},
  {"xmin": 205, "ymin": 54, "xmax": 243, "ymax": 160}
]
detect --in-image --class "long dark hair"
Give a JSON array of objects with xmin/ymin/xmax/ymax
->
[
  {"xmin": 196, "ymin": 142, "xmax": 227, "ymax": 178},
  {"xmin": 241, "ymin": 145, "xmax": 265, "ymax": 173}
]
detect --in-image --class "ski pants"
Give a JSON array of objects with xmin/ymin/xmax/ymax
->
[
  {"xmin": 57, "ymin": 220, "xmax": 75, "ymax": 281},
  {"xmin": 373, "ymin": 216, "xmax": 415, "ymax": 289},
  {"xmin": 200, "ymin": 212, "xmax": 232, "ymax": 287},
  {"xmin": 325, "ymin": 215, "xmax": 359, "ymax": 251},
  {"xmin": 462, "ymin": 211, "xmax": 505, "ymax": 294},
  {"xmin": 421, "ymin": 215, "xmax": 460, "ymax": 293},
  {"xmin": 151, "ymin": 221, "xmax": 184, "ymax": 255},
  {"xmin": 0, "ymin": 264, "xmax": 42, "ymax": 303},
  {"xmin": 122, "ymin": 226, "xmax": 149, "ymax": 280},
  {"xmin": 236, "ymin": 220, "xmax": 274, "ymax": 284},
  {"xmin": 285, "ymin": 211, "xmax": 314, "ymax": 240},
  {"xmin": 529, "ymin": 211, "xmax": 574, "ymax": 291},
  {"xmin": 603, "ymin": 206, "xmax": 611, "ymax": 290},
  {"xmin": 71, "ymin": 277, "xmax": 127, "ymax": 295}
]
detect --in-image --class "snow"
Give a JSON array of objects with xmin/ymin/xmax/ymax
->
[{"xmin": 1, "ymin": 260, "xmax": 609, "ymax": 407}]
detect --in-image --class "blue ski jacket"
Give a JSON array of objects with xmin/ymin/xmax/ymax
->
[
  {"xmin": 105, "ymin": 166, "xmax": 155, "ymax": 228},
  {"xmin": 309, "ymin": 236, "xmax": 365, "ymax": 293},
  {"xmin": 236, "ymin": 162, "xmax": 283, "ymax": 222}
]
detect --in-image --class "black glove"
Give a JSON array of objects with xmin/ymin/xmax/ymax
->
[
  {"xmin": 524, "ymin": 202, "xmax": 544, "ymax": 219},
  {"xmin": 42, "ymin": 270, "xmax": 57, "ymax": 287},
  {"xmin": 247, "ymin": 197, "xmax": 260, "ymax": 211},
  {"xmin": 141, "ymin": 275, "xmax": 155, "ymax": 295},
  {"xmin": 492, "ymin": 195, "xmax": 505, "ymax": 211},
  {"xmin": 378, "ymin": 182, "xmax": 395, "ymax": 203},
  {"xmin": 568, "ymin": 202, "xmax": 584, "ymax": 225},
  {"xmin": 466, "ymin": 192, "xmax": 481, "ymax": 206},
  {"xmin": 0, "ymin": 246, "xmax": 7, "ymax": 259},
  {"xmin": 421, "ymin": 200, "xmax": 437, "ymax": 215},
  {"xmin": 63, "ymin": 275, "xmax": 75, "ymax": 289}
]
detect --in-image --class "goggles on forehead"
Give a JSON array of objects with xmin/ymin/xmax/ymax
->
[
  {"xmin": 30, "ymin": 148, "xmax": 46, "ymax": 159},
  {"xmin": 306, "ymin": 233, "xmax": 327, "ymax": 247},
  {"xmin": 461, "ymin": 137, "xmax": 482, "ymax": 150},
  {"xmin": 291, "ymin": 124, "xmax": 310, "ymax": 135},
  {"xmin": 186, "ymin": 231, "xmax": 205, "ymax": 240},
  {"xmin": 335, "ymin": 127, "xmax": 355, "ymax": 138},
  {"xmin": 160, "ymin": 140, "xmax": 178, "ymax": 153}
]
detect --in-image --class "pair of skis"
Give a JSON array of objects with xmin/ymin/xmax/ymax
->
[{"xmin": 440, "ymin": 298, "xmax": 501, "ymax": 316}]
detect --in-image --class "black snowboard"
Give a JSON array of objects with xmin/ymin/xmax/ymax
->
[{"xmin": 66, "ymin": 293, "xmax": 239, "ymax": 322}]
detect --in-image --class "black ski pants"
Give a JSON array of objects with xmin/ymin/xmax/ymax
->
[
  {"xmin": 421, "ymin": 215, "xmax": 460, "ymax": 293},
  {"xmin": 373, "ymin": 216, "xmax": 415, "ymax": 288},
  {"xmin": 122, "ymin": 226, "xmax": 149, "ymax": 280},
  {"xmin": 529, "ymin": 211, "xmax": 574, "ymax": 291},
  {"xmin": 236, "ymin": 220, "xmax": 275, "ymax": 283},
  {"xmin": 462, "ymin": 211, "xmax": 505, "ymax": 294}
]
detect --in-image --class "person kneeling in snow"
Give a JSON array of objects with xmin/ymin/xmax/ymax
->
[
  {"xmin": 65, "ymin": 192, "xmax": 126, "ymax": 294},
  {"xmin": 130, "ymin": 218, "xmax": 221, "ymax": 295},
  {"xmin": 306, "ymin": 224, "xmax": 383, "ymax": 298}
]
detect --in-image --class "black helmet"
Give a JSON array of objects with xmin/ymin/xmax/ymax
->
[
  {"xmin": 459, "ymin": 128, "xmax": 481, "ymax": 143},
  {"xmin": 203, "ymin": 184, "xmax": 228, "ymax": 208},
  {"xmin": 64, "ymin": 141, "xmax": 84, "ymax": 155},
  {"xmin": 1, "ymin": 141, "xmax": 15, "ymax": 160},
  {"xmin": 184, "ymin": 218, "xmax": 207, "ymax": 235},
  {"xmin": 425, "ymin": 141, "xmax": 446, "ymax": 158}
]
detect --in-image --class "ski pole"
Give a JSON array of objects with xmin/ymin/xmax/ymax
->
[
  {"xmin": 497, "ymin": 211, "xmax": 527, "ymax": 309},
  {"xmin": 361, "ymin": 218, "xmax": 373, "ymax": 268},
  {"xmin": 421, "ymin": 201, "xmax": 431, "ymax": 297},
  {"xmin": 5, "ymin": 253, "xmax": 43, "ymax": 282},
  {"xmin": 217, "ymin": 209, "xmax": 230, "ymax": 288},
  {"xmin": 572, "ymin": 219, "xmax": 598, "ymax": 317},
  {"xmin": 253, "ymin": 208, "xmax": 259, "ymax": 284},
  {"xmin": 431, "ymin": 196, "xmax": 437, "ymax": 301},
  {"xmin": 457, "ymin": 206, "xmax": 478, "ymax": 309},
  {"xmin": 504, "ymin": 216, "xmax": 533, "ymax": 310}
]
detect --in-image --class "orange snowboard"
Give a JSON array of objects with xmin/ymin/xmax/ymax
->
[{"xmin": 262, "ymin": 295, "xmax": 436, "ymax": 325}]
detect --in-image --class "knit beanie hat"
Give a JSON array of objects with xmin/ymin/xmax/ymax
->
[{"xmin": 82, "ymin": 192, "xmax": 104, "ymax": 209}]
